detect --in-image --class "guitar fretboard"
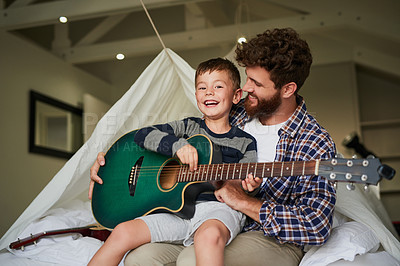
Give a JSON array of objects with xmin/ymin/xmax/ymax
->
[{"xmin": 177, "ymin": 161, "xmax": 318, "ymax": 182}]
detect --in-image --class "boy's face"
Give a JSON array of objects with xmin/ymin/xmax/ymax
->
[{"xmin": 195, "ymin": 70, "xmax": 242, "ymax": 121}]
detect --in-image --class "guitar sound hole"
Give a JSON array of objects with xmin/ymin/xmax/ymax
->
[{"xmin": 159, "ymin": 160, "xmax": 179, "ymax": 190}]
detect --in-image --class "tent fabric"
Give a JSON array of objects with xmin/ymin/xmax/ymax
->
[
  {"xmin": 1, "ymin": 48, "xmax": 399, "ymax": 263},
  {"xmin": 0, "ymin": 48, "xmax": 200, "ymax": 251}
]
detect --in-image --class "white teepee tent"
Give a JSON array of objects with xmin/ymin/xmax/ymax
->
[{"xmin": 0, "ymin": 48, "xmax": 201, "ymax": 252}]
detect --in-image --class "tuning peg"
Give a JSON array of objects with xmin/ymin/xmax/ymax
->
[
  {"xmin": 363, "ymin": 184, "xmax": 370, "ymax": 192},
  {"xmin": 361, "ymin": 174, "xmax": 368, "ymax": 182},
  {"xmin": 345, "ymin": 173, "xmax": 352, "ymax": 180},
  {"xmin": 352, "ymin": 154, "xmax": 358, "ymax": 159},
  {"xmin": 30, "ymin": 234, "xmax": 37, "ymax": 246},
  {"xmin": 346, "ymin": 183, "xmax": 355, "ymax": 191},
  {"xmin": 333, "ymin": 182, "xmax": 337, "ymax": 189}
]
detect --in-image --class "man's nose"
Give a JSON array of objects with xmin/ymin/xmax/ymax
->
[{"xmin": 242, "ymin": 81, "xmax": 252, "ymax": 92}]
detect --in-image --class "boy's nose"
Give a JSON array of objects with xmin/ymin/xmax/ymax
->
[{"xmin": 205, "ymin": 88, "xmax": 214, "ymax": 95}]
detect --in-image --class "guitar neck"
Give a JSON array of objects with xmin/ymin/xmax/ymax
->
[
  {"xmin": 177, "ymin": 161, "xmax": 318, "ymax": 182},
  {"xmin": 9, "ymin": 225, "xmax": 110, "ymax": 250}
]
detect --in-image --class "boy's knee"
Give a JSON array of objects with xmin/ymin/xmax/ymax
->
[
  {"xmin": 111, "ymin": 221, "xmax": 134, "ymax": 244},
  {"xmin": 113, "ymin": 222, "xmax": 129, "ymax": 235},
  {"xmin": 195, "ymin": 222, "xmax": 230, "ymax": 246}
]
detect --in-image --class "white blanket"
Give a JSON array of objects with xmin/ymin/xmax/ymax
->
[{"xmin": 1, "ymin": 186, "xmax": 399, "ymax": 265}]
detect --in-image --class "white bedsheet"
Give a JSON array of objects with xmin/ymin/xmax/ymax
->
[
  {"xmin": 0, "ymin": 200, "xmax": 124, "ymax": 266},
  {"xmin": 0, "ymin": 197, "xmax": 399, "ymax": 266}
]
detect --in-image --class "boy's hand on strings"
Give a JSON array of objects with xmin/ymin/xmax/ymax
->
[
  {"xmin": 176, "ymin": 144, "xmax": 198, "ymax": 172},
  {"xmin": 242, "ymin": 173, "xmax": 262, "ymax": 193}
]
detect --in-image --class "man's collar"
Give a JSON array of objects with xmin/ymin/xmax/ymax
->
[{"xmin": 279, "ymin": 95, "xmax": 307, "ymax": 138}]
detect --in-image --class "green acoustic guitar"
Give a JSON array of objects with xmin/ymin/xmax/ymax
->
[{"xmin": 91, "ymin": 130, "xmax": 394, "ymax": 229}]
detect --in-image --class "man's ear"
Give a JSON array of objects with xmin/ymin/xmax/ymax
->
[
  {"xmin": 232, "ymin": 88, "xmax": 243, "ymax": 104},
  {"xmin": 281, "ymin": 82, "xmax": 297, "ymax": 98}
]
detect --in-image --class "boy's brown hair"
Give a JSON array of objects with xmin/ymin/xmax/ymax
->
[{"xmin": 195, "ymin": 58, "xmax": 241, "ymax": 91}]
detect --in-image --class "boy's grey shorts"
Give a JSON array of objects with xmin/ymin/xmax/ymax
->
[{"xmin": 138, "ymin": 201, "xmax": 246, "ymax": 246}]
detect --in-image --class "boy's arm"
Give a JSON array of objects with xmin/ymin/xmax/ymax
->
[
  {"xmin": 134, "ymin": 120, "xmax": 189, "ymax": 157},
  {"xmin": 134, "ymin": 119, "xmax": 199, "ymax": 171}
]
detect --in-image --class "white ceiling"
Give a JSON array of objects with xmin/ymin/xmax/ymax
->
[{"xmin": 1, "ymin": 0, "xmax": 399, "ymax": 91}]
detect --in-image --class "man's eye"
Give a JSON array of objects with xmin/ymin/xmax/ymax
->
[
  {"xmin": 249, "ymin": 78, "xmax": 262, "ymax": 87},
  {"xmin": 254, "ymin": 80, "xmax": 263, "ymax": 87}
]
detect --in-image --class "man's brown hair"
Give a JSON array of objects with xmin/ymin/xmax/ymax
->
[{"xmin": 235, "ymin": 28, "xmax": 312, "ymax": 92}]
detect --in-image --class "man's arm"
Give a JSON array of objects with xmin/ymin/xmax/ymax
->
[
  {"xmin": 217, "ymin": 173, "xmax": 336, "ymax": 246},
  {"xmin": 215, "ymin": 179, "xmax": 263, "ymax": 222},
  {"xmin": 257, "ymin": 174, "xmax": 336, "ymax": 246}
]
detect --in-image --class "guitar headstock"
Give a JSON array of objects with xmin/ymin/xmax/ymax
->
[{"xmin": 318, "ymin": 158, "xmax": 395, "ymax": 186}]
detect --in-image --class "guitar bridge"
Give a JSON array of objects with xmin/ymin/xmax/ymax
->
[{"xmin": 128, "ymin": 156, "xmax": 143, "ymax": 196}]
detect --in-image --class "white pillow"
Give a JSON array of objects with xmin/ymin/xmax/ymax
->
[
  {"xmin": 299, "ymin": 221, "xmax": 380, "ymax": 266},
  {"xmin": 328, "ymin": 251, "xmax": 400, "ymax": 266}
]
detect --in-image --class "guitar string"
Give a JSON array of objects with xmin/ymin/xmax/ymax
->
[
  {"xmin": 120, "ymin": 162, "xmax": 363, "ymax": 182},
  {"xmin": 120, "ymin": 161, "xmax": 322, "ymax": 180},
  {"xmin": 130, "ymin": 161, "xmax": 317, "ymax": 169},
  {"xmin": 126, "ymin": 161, "xmax": 320, "ymax": 172},
  {"xmin": 100, "ymin": 160, "xmax": 368, "ymax": 189},
  {"xmin": 126, "ymin": 161, "xmax": 320, "ymax": 171}
]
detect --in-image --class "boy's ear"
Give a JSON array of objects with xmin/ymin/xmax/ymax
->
[
  {"xmin": 281, "ymin": 82, "xmax": 297, "ymax": 98},
  {"xmin": 232, "ymin": 88, "xmax": 243, "ymax": 104}
]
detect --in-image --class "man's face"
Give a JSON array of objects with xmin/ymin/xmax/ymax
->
[{"xmin": 242, "ymin": 66, "xmax": 282, "ymax": 118}]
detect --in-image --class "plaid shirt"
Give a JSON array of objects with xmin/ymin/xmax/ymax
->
[{"xmin": 230, "ymin": 95, "xmax": 337, "ymax": 247}]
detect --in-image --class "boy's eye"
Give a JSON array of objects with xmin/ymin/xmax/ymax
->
[
  {"xmin": 197, "ymin": 87, "xmax": 206, "ymax": 90},
  {"xmin": 215, "ymin": 85, "xmax": 223, "ymax": 89}
]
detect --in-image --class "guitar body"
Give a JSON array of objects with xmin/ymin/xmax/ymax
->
[{"xmin": 92, "ymin": 130, "xmax": 218, "ymax": 229}]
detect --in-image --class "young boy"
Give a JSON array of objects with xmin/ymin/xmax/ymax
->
[{"xmin": 88, "ymin": 58, "xmax": 257, "ymax": 266}]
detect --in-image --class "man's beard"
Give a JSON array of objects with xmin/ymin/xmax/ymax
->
[{"xmin": 244, "ymin": 89, "xmax": 282, "ymax": 119}]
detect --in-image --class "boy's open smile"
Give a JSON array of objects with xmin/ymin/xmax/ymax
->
[{"xmin": 204, "ymin": 100, "xmax": 219, "ymax": 107}]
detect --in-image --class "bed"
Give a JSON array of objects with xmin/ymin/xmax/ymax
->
[{"xmin": 1, "ymin": 182, "xmax": 399, "ymax": 266}]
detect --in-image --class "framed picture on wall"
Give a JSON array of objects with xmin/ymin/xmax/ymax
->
[{"xmin": 29, "ymin": 90, "xmax": 83, "ymax": 159}]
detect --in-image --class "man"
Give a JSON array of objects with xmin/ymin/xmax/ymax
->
[{"xmin": 92, "ymin": 28, "xmax": 337, "ymax": 265}]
